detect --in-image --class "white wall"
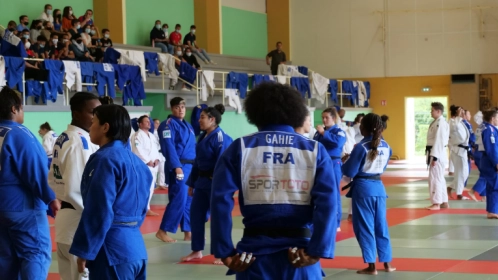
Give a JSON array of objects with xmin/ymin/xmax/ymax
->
[
  {"xmin": 221, "ymin": 0, "xmax": 266, "ymax": 13},
  {"xmin": 290, "ymin": 0, "xmax": 498, "ymax": 78}
]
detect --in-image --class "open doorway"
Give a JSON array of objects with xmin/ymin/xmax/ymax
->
[{"xmin": 405, "ymin": 97, "xmax": 448, "ymax": 161}]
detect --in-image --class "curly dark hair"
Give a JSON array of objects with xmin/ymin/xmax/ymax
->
[{"xmin": 244, "ymin": 83, "xmax": 307, "ymax": 128}]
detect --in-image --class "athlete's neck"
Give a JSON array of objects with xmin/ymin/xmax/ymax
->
[{"xmin": 70, "ymin": 121, "xmax": 89, "ymax": 133}]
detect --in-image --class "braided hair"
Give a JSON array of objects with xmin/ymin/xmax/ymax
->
[{"xmin": 361, "ymin": 113, "xmax": 385, "ymax": 162}]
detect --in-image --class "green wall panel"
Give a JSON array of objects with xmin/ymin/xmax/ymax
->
[
  {"xmin": 221, "ymin": 7, "xmax": 268, "ymax": 59},
  {"xmin": 23, "ymin": 112, "xmax": 71, "ymax": 143},
  {"xmin": 0, "ymin": 1, "xmax": 93, "ymax": 27},
  {"xmin": 125, "ymin": 0, "xmax": 194, "ymax": 46}
]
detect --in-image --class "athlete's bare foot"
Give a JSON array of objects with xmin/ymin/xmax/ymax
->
[
  {"xmin": 384, "ymin": 262, "xmax": 396, "ymax": 272},
  {"xmin": 457, "ymin": 195, "xmax": 469, "ymax": 200},
  {"xmin": 357, "ymin": 264, "xmax": 377, "ymax": 275},
  {"xmin": 440, "ymin": 202, "xmax": 449, "ymax": 209},
  {"xmin": 146, "ymin": 210, "xmax": 159, "ymax": 216},
  {"xmin": 156, "ymin": 230, "xmax": 177, "ymax": 243},
  {"xmin": 347, "ymin": 214, "xmax": 353, "ymax": 222},
  {"xmin": 482, "ymin": 197, "xmax": 487, "ymax": 202},
  {"xmin": 180, "ymin": 251, "xmax": 203, "ymax": 262},
  {"xmin": 184, "ymin": 231, "xmax": 192, "ymax": 241},
  {"xmin": 213, "ymin": 258, "xmax": 224, "ymax": 265},
  {"xmin": 449, "ymin": 172, "xmax": 454, "ymax": 176},
  {"xmin": 487, "ymin": 213, "xmax": 498, "ymax": 219},
  {"xmin": 468, "ymin": 190, "xmax": 478, "ymax": 202},
  {"xmin": 447, "ymin": 187, "xmax": 453, "ymax": 199},
  {"xmin": 158, "ymin": 185, "xmax": 168, "ymax": 190},
  {"xmin": 426, "ymin": 204, "xmax": 440, "ymax": 210}
]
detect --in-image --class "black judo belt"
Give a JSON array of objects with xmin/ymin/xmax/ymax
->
[
  {"xmin": 458, "ymin": 144, "xmax": 474, "ymax": 160},
  {"xmin": 243, "ymin": 228, "xmax": 311, "ymax": 238},
  {"xmin": 341, "ymin": 175, "xmax": 381, "ymax": 191},
  {"xmin": 425, "ymin": 146, "xmax": 433, "ymax": 166},
  {"xmin": 180, "ymin": 159, "xmax": 195, "ymax": 165},
  {"xmin": 198, "ymin": 169, "xmax": 214, "ymax": 179}
]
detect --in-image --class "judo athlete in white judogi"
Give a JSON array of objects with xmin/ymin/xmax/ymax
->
[
  {"xmin": 448, "ymin": 106, "xmax": 458, "ymax": 175},
  {"xmin": 132, "ymin": 115, "xmax": 161, "ymax": 216},
  {"xmin": 448, "ymin": 107, "xmax": 470, "ymax": 200},
  {"xmin": 48, "ymin": 92, "xmax": 101, "ymax": 280},
  {"xmin": 425, "ymin": 102, "xmax": 450, "ymax": 210},
  {"xmin": 38, "ymin": 122, "xmax": 58, "ymax": 169},
  {"xmin": 0, "ymin": 86, "xmax": 60, "ymax": 280},
  {"xmin": 154, "ymin": 118, "xmax": 168, "ymax": 189}
]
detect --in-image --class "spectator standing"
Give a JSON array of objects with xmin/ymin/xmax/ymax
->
[
  {"xmin": 62, "ymin": 6, "xmax": 77, "ymax": 32},
  {"xmin": 266, "ymin": 41, "xmax": 287, "ymax": 75},
  {"xmin": 17, "ymin": 15, "xmax": 30, "ymax": 32},
  {"xmin": 38, "ymin": 4, "xmax": 54, "ymax": 23},
  {"xmin": 170, "ymin": 24, "xmax": 183, "ymax": 48},
  {"xmin": 183, "ymin": 25, "xmax": 214, "ymax": 64},
  {"xmin": 150, "ymin": 20, "xmax": 173, "ymax": 54}
]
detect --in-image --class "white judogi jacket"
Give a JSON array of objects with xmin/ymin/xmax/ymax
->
[
  {"xmin": 42, "ymin": 130, "xmax": 58, "ymax": 158},
  {"xmin": 132, "ymin": 129, "xmax": 160, "ymax": 172},
  {"xmin": 426, "ymin": 116, "xmax": 450, "ymax": 162},
  {"xmin": 353, "ymin": 123, "xmax": 363, "ymax": 143},
  {"xmin": 449, "ymin": 116, "xmax": 470, "ymax": 158},
  {"xmin": 154, "ymin": 129, "xmax": 165, "ymax": 162},
  {"xmin": 48, "ymin": 125, "xmax": 99, "ymax": 245},
  {"xmin": 338, "ymin": 120, "xmax": 356, "ymax": 156}
]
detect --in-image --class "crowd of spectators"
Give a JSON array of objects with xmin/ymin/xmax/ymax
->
[{"xmin": 3, "ymin": 3, "xmax": 113, "ymax": 66}]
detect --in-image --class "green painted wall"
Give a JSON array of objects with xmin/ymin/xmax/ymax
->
[
  {"xmin": 23, "ymin": 112, "xmax": 71, "ymax": 143},
  {"xmin": 221, "ymin": 6, "xmax": 268, "ymax": 59},
  {"xmin": 0, "ymin": 1, "xmax": 92, "ymax": 27},
  {"xmin": 125, "ymin": 0, "xmax": 194, "ymax": 46}
]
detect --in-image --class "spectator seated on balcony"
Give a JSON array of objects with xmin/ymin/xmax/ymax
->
[
  {"xmin": 53, "ymin": 9, "xmax": 62, "ymax": 31},
  {"xmin": 78, "ymin": 9, "xmax": 94, "ymax": 26},
  {"xmin": 20, "ymin": 29, "xmax": 31, "ymax": 42},
  {"xmin": 69, "ymin": 19, "xmax": 81, "ymax": 39},
  {"xmin": 30, "ymin": 35, "xmax": 48, "ymax": 59},
  {"xmin": 22, "ymin": 38, "xmax": 49, "ymax": 81},
  {"xmin": 183, "ymin": 25, "xmax": 214, "ymax": 64},
  {"xmin": 150, "ymin": 20, "xmax": 173, "ymax": 54},
  {"xmin": 90, "ymin": 25, "xmax": 101, "ymax": 44},
  {"xmin": 29, "ymin": 20, "xmax": 43, "ymax": 43},
  {"xmin": 182, "ymin": 47, "xmax": 200, "ymax": 69},
  {"xmin": 69, "ymin": 33, "xmax": 94, "ymax": 62},
  {"xmin": 41, "ymin": 21, "xmax": 54, "ymax": 41},
  {"xmin": 81, "ymin": 24, "xmax": 93, "ymax": 47},
  {"xmin": 17, "ymin": 15, "xmax": 30, "ymax": 32},
  {"xmin": 46, "ymin": 33, "xmax": 60, "ymax": 60},
  {"xmin": 38, "ymin": 4, "xmax": 54, "ymax": 23},
  {"xmin": 169, "ymin": 24, "xmax": 182, "ymax": 48},
  {"xmin": 22, "ymin": 38, "xmax": 39, "ymax": 69},
  {"xmin": 62, "ymin": 6, "xmax": 77, "ymax": 32},
  {"xmin": 59, "ymin": 33, "xmax": 74, "ymax": 60}
]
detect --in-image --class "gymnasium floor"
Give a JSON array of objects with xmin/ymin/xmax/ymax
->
[{"xmin": 47, "ymin": 160, "xmax": 498, "ymax": 280}]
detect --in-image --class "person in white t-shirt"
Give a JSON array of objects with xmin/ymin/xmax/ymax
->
[{"xmin": 38, "ymin": 4, "xmax": 54, "ymax": 23}]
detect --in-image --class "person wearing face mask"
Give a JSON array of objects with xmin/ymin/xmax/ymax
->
[
  {"xmin": 173, "ymin": 46, "xmax": 186, "ymax": 66},
  {"xmin": 62, "ymin": 6, "xmax": 77, "ymax": 32},
  {"xmin": 17, "ymin": 15, "xmax": 30, "ymax": 32},
  {"xmin": 69, "ymin": 19, "xmax": 81, "ymax": 39},
  {"xmin": 183, "ymin": 25, "xmax": 215, "ymax": 64},
  {"xmin": 29, "ymin": 20, "xmax": 43, "ymax": 43},
  {"xmin": 58, "ymin": 34, "xmax": 74, "ymax": 60},
  {"xmin": 39, "ymin": 4, "xmax": 54, "ymax": 23},
  {"xmin": 90, "ymin": 26, "xmax": 100, "ymax": 42},
  {"xmin": 314, "ymin": 107, "xmax": 347, "ymax": 232},
  {"xmin": 21, "ymin": 29, "xmax": 31, "ymax": 42},
  {"xmin": 100, "ymin": 29, "xmax": 113, "ymax": 48},
  {"xmin": 170, "ymin": 23, "xmax": 183, "ymax": 48},
  {"xmin": 31, "ymin": 35, "xmax": 48, "ymax": 59},
  {"xmin": 41, "ymin": 21, "xmax": 54, "ymax": 41},
  {"xmin": 78, "ymin": 9, "xmax": 94, "ymax": 26},
  {"xmin": 6, "ymin": 21, "xmax": 18, "ymax": 36},
  {"xmin": 150, "ymin": 20, "xmax": 174, "ymax": 54},
  {"xmin": 53, "ymin": 9, "xmax": 62, "ymax": 32},
  {"xmin": 46, "ymin": 33, "xmax": 60, "ymax": 60},
  {"xmin": 69, "ymin": 33, "xmax": 93, "ymax": 62},
  {"xmin": 81, "ymin": 24, "xmax": 93, "ymax": 47},
  {"xmin": 182, "ymin": 47, "xmax": 200, "ymax": 69},
  {"xmin": 22, "ymin": 38, "xmax": 39, "ymax": 70}
]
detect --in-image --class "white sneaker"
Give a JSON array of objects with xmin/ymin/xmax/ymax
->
[
  {"xmin": 182, "ymin": 87, "xmax": 191, "ymax": 91},
  {"xmin": 210, "ymin": 61, "xmax": 217, "ymax": 65}
]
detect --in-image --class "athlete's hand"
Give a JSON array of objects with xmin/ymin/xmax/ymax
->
[
  {"xmin": 222, "ymin": 253, "xmax": 255, "ymax": 272},
  {"xmin": 77, "ymin": 257, "xmax": 86, "ymax": 273},
  {"xmin": 288, "ymin": 248, "xmax": 320, "ymax": 268},
  {"xmin": 188, "ymin": 187, "xmax": 194, "ymax": 197},
  {"xmin": 316, "ymin": 125, "xmax": 325, "ymax": 135},
  {"xmin": 175, "ymin": 168, "xmax": 184, "ymax": 181},
  {"xmin": 431, "ymin": 161, "xmax": 436, "ymax": 167},
  {"xmin": 49, "ymin": 199, "xmax": 61, "ymax": 217}
]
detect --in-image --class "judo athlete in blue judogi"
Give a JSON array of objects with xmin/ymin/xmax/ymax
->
[
  {"xmin": 0, "ymin": 86, "xmax": 61, "ymax": 280},
  {"xmin": 342, "ymin": 113, "xmax": 396, "ymax": 275},
  {"xmin": 211, "ymin": 83, "xmax": 338, "ymax": 280},
  {"xmin": 156, "ymin": 97, "xmax": 196, "ymax": 243},
  {"xmin": 181, "ymin": 104, "xmax": 233, "ymax": 264},
  {"xmin": 69, "ymin": 105, "xmax": 152, "ymax": 279},
  {"xmin": 469, "ymin": 111, "xmax": 487, "ymax": 202},
  {"xmin": 313, "ymin": 107, "xmax": 346, "ymax": 231},
  {"xmin": 478, "ymin": 109, "xmax": 498, "ymax": 219}
]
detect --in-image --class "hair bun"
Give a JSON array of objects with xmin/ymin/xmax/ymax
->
[
  {"xmin": 381, "ymin": 115, "xmax": 389, "ymax": 122},
  {"xmin": 214, "ymin": 104, "xmax": 225, "ymax": 115}
]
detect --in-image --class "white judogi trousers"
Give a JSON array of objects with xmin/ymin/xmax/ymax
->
[
  {"xmin": 450, "ymin": 151, "xmax": 469, "ymax": 195},
  {"xmin": 57, "ymin": 243, "xmax": 79, "ymax": 280},
  {"xmin": 429, "ymin": 160, "xmax": 449, "ymax": 204},
  {"xmin": 147, "ymin": 165, "xmax": 158, "ymax": 210}
]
